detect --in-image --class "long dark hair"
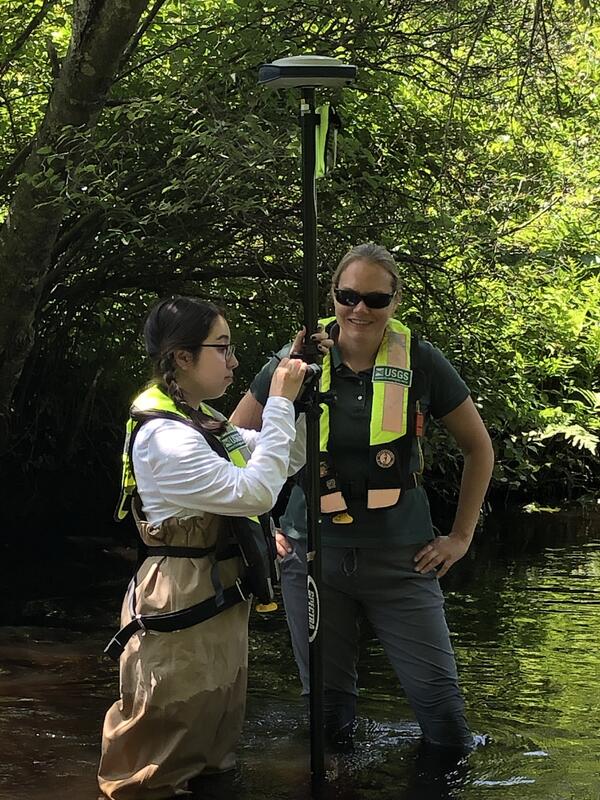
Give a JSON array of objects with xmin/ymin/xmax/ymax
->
[{"xmin": 143, "ymin": 296, "xmax": 226, "ymax": 434}]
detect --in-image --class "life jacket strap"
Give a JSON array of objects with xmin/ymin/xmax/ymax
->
[{"xmin": 104, "ymin": 577, "xmax": 251, "ymax": 661}]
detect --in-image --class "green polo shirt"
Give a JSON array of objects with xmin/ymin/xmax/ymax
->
[{"xmin": 250, "ymin": 337, "xmax": 469, "ymax": 548}]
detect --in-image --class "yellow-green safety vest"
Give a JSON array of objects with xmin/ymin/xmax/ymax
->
[
  {"xmin": 115, "ymin": 385, "xmax": 254, "ymax": 522},
  {"xmin": 318, "ymin": 317, "xmax": 417, "ymax": 515}
]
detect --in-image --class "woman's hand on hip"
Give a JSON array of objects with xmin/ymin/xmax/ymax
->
[{"xmin": 413, "ymin": 533, "xmax": 471, "ymax": 578}]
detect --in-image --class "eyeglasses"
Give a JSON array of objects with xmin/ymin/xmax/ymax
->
[
  {"xmin": 334, "ymin": 288, "xmax": 395, "ymax": 309},
  {"xmin": 199, "ymin": 343, "xmax": 236, "ymax": 359}
]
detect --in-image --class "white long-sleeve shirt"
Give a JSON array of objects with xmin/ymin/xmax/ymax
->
[{"xmin": 132, "ymin": 396, "xmax": 305, "ymax": 527}]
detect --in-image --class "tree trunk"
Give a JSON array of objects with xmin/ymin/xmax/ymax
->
[{"xmin": 0, "ymin": 0, "xmax": 149, "ymax": 445}]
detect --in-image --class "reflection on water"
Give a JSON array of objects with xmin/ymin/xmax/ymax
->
[{"xmin": 1, "ymin": 511, "xmax": 599, "ymax": 800}]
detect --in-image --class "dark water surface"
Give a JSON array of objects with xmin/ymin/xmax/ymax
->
[{"xmin": 1, "ymin": 511, "xmax": 599, "ymax": 800}]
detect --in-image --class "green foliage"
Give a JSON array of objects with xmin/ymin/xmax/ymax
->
[{"xmin": 0, "ymin": 0, "xmax": 598, "ymax": 515}]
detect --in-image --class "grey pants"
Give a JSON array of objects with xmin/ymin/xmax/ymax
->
[{"xmin": 280, "ymin": 539, "xmax": 472, "ymax": 749}]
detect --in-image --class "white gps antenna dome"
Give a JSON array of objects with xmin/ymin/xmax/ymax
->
[{"xmin": 258, "ymin": 55, "xmax": 357, "ymax": 89}]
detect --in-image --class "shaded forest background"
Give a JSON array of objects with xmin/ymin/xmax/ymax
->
[{"xmin": 0, "ymin": 0, "xmax": 598, "ymax": 542}]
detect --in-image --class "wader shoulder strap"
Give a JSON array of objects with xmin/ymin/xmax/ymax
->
[
  {"xmin": 104, "ymin": 577, "xmax": 251, "ymax": 661},
  {"xmin": 143, "ymin": 545, "xmax": 217, "ymax": 558}
]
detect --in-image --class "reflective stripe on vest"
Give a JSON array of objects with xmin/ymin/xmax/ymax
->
[
  {"xmin": 318, "ymin": 317, "xmax": 412, "ymax": 512},
  {"xmin": 115, "ymin": 385, "xmax": 254, "ymax": 521}
]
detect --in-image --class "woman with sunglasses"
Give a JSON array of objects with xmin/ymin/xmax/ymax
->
[
  {"xmin": 98, "ymin": 296, "xmax": 316, "ymax": 800},
  {"xmin": 231, "ymin": 243, "xmax": 494, "ymax": 752}
]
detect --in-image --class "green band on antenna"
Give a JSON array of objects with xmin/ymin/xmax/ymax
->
[{"xmin": 315, "ymin": 103, "xmax": 330, "ymax": 179}]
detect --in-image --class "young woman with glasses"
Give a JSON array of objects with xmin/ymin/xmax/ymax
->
[
  {"xmin": 98, "ymin": 295, "xmax": 333, "ymax": 799},
  {"xmin": 231, "ymin": 243, "xmax": 494, "ymax": 753}
]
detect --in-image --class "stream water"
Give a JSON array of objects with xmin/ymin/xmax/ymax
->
[{"xmin": 1, "ymin": 510, "xmax": 598, "ymax": 800}]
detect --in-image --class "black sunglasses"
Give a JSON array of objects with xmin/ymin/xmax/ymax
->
[{"xmin": 334, "ymin": 288, "xmax": 395, "ymax": 309}]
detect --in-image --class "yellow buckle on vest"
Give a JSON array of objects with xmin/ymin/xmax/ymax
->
[{"xmin": 332, "ymin": 512, "xmax": 354, "ymax": 524}]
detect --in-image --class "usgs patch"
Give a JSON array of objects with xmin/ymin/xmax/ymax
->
[
  {"xmin": 220, "ymin": 429, "xmax": 246, "ymax": 454},
  {"xmin": 373, "ymin": 366, "xmax": 413, "ymax": 387}
]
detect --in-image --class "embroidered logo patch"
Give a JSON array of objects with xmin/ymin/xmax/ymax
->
[
  {"xmin": 373, "ymin": 366, "xmax": 412, "ymax": 387},
  {"xmin": 220, "ymin": 429, "xmax": 246, "ymax": 454},
  {"xmin": 376, "ymin": 448, "xmax": 395, "ymax": 468},
  {"xmin": 320, "ymin": 461, "xmax": 328, "ymax": 478}
]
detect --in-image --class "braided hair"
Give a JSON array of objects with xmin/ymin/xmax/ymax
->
[{"xmin": 143, "ymin": 296, "xmax": 226, "ymax": 434}]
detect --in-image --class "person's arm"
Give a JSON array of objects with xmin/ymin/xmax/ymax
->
[
  {"xmin": 231, "ymin": 327, "xmax": 332, "ymax": 556},
  {"xmin": 231, "ymin": 326, "xmax": 334, "ymax": 432},
  {"xmin": 233, "ymin": 397, "xmax": 307, "ymax": 477},
  {"xmin": 230, "ymin": 390, "xmax": 265, "ymax": 432},
  {"xmin": 140, "ymin": 399, "xmax": 293, "ymax": 517},
  {"xmin": 231, "ymin": 389, "xmax": 298, "ymax": 557},
  {"xmin": 414, "ymin": 396, "xmax": 494, "ymax": 577},
  {"xmin": 141, "ymin": 357, "xmax": 308, "ymax": 518},
  {"xmin": 232, "ymin": 326, "xmax": 332, "ymax": 471},
  {"xmin": 230, "ymin": 339, "xmax": 293, "ymax": 436}
]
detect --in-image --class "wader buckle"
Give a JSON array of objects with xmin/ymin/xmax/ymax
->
[
  {"xmin": 235, "ymin": 578, "xmax": 249, "ymax": 602},
  {"xmin": 134, "ymin": 614, "xmax": 146, "ymax": 631},
  {"xmin": 103, "ymin": 615, "xmax": 145, "ymax": 661}
]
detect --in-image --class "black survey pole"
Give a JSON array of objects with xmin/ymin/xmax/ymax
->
[
  {"xmin": 257, "ymin": 56, "xmax": 356, "ymax": 787},
  {"xmin": 299, "ymin": 86, "xmax": 325, "ymax": 783},
  {"xmin": 300, "ymin": 89, "xmax": 319, "ymax": 334}
]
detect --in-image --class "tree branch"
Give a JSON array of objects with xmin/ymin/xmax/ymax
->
[
  {"xmin": 0, "ymin": 0, "xmax": 60, "ymax": 78},
  {"xmin": 517, "ymin": 0, "xmax": 542, "ymax": 105},
  {"xmin": 118, "ymin": 0, "xmax": 169, "ymax": 70},
  {"xmin": 428, "ymin": 0, "xmax": 494, "ymax": 201},
  {"xmin": 496, "ymin": 194, "xmax": 564, "ymax": 239},
  {"xmin": 0, "ymin": 83, "xmax": 20, "ymax": 147},
  {"xmin": 0, "ymin": 141, "xmax": 34, "ymax": 191}
]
